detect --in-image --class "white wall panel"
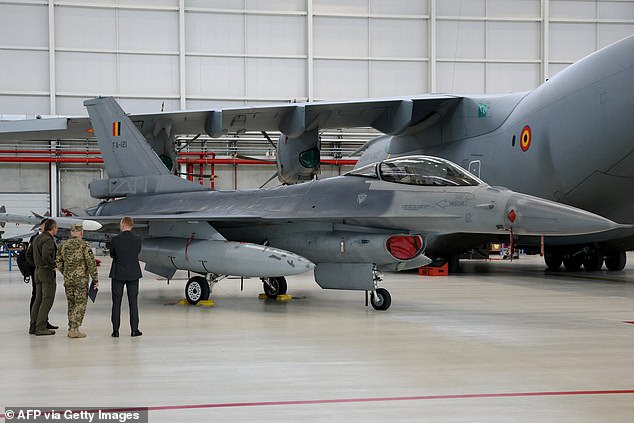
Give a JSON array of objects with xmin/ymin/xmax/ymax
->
[
  {"xmin": 598, "ymin": 24, "xmax": 634, "ymax": 47},
  {"xmin": 370, "ymin": 61, "xmax": 427, "ymax": 97},
  {"xmin": 56, "ymin": 97, "xmax": 93, "ymax": 116},
  {"xmin": 246, "ymin": 15, "xmax": 306, "ymax": 56},
  {"xmin": 55, "ymin": 6, "xmax": 117, "ymax": 50},
  {"xmin": 487, "ymin": 0, "xmax": 541, "ymax": 18},
  {"xmin": 488, "ymin": 22, "xmax": 541, "ymax": 60},
  {"xmin": 314, "ymin": 60, "xmax": 368, "ymax": 99},
  {"xmin": 436, "ymin": 62, "xmax": 485, "ymax": 93},
  {"xmin": 370, "ymin": 19, "xmax": 427, "ymax": 58},
  {"xmin": 370, "ymin": 0, "xmax": 427, "ymax": 15},
  {"xmin": 187, "ymin": 57, "xmax": 245, "ymax": 98},
  {"xmin": 246, "ymin": 0, "xmax": 306, "ymax": 12},
  {"xmin": 59, "ymin": 168, "xmax": 102, "ymax": 211},
  {"xmin": 437, "ymin": 0, "xmax": 486, "ymax": 17},
  {"xmin": 186, "ymin": 0, "xmax": 243, "ymax": 9},
  {"xmin": 0, "ymin": 51, "xmax": 49, "ymax": 92},
  {"xmin": 186, "ymin": 12, "xmax": 245, "ymax": 55},
  {"xmin": 0, "ymin": 3, "xmax": 47, "ymax": 48},
  {"xmin": 314, "ymin": 17, "xmax": 369, "ymax": 57},
  {"xmin": 56, "ymin": 52, "xmax": 117, "ymax": 94},
  {"xmin": 487, "ymin": 63, "xmax": 540, "ymax": 93},
  {"xmin": 118, "ymin": 54, "xmax": 179, "ymax": 96},
  {"xmin": 314, "ymin": 0, "xmax": 368, "ymax": 14},
  {"xmin": 246, "ymin": 58, "xmax": 305, "ymax": 99},
  {"xmin": 599, "ymin": 1, "xmax": 634, "ymax": 19},
  {"xmin": 0, "ymin": 96, "xmax": 50, "ymax": 116},
  {"xmin": 437, "ymin": 21, "xmax": 485, "ymax": 59},
  {"xmin": 118, "ymin": 9, "xmax": 179, "ymax": 52},
  {"xmin": 550, "ymin": 0, "xmax": 596, "ymax": 19},
  {"xmin": 114, "ymin": 0, "xmax": 178, "ymax": 6},
  {"xmin": 550, "ymin": 23, "xmax": 597, "ymax": 61}
]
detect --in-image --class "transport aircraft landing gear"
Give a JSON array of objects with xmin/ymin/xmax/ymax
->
[
  {"xmin": 185, "ymin": 276, "xmax": 210, "ymax": 305},
  {"xmin": 544, "ymin": 251, "xmax": 563, "ymax": 271},
  {"xmin": 262, "ymin": 277, "xmax": 287, "ymax": 299},
  {"xmin": 583, "ymin": 250, "xmax": 604, "ymax": 271},
  {"xmin": 605, "ymin": 251, "xmax": 626, "ymax": 271}
]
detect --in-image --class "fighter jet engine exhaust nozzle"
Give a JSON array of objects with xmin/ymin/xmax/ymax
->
[{"xmin": 504, "ymin": 193, "xmax": 622, "ymax": 236}]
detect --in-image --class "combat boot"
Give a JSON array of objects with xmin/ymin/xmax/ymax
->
[
  {"xmin": 68, "ymin": 330, "xmax": 86, "ymax": 338},
  {"xmin": 35, "ymin": 329, "xmax": 55, "ymax": 336}
]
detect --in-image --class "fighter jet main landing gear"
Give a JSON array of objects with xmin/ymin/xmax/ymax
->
[
  {"xmin": 185, "ymin": 276, "xmax": 209, "ymax": 305},
  {"xmin": 262, "ymin": 276, "xmax": 287, "ymax": 299},
  {"xmin": 185, "ymin": 273, "xmax": 225, "ymax": 305}
]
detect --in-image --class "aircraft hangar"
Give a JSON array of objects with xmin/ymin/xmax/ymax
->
[{"xmin": 1, "ymin": 1, "xmax": 634, "ymax": 422}]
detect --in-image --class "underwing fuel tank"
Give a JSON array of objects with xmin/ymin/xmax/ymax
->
[
  {"xmin": 140, "ymin": 238, "xmax": 314, "ymax": 277},
  {"xmin": 504, "ymin": 192, "xmax": 622, "ymax": 236}
]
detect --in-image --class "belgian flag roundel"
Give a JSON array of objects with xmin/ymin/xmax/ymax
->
[
  {"xmin": 112, "ymin": 121, "xmax": 121, "ymax": 137},
  {"xmin": 520, "ymin": 125, "xmax": 531, "ymax": 151}
]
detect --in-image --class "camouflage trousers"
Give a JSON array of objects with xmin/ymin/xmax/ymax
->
[{"xmin": 64, "ymin": 280, "xmax": 88, "ymax": 331}]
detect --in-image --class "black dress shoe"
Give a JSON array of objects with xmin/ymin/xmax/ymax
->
[
  {"xmin": 111, "ymin": 331, "xmax": 119, "ymax": 338},
  {"xmin": 46, "ymin": 323, "xmax": 59, "ymax": 330},
  {"xmin": 131, "ymin": 330, "xmax": 143, "ymax": 337}
]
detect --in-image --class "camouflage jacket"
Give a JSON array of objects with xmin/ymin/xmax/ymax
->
[{"xmin": 56, "ymin": 237, "xmax": 99, "ymax": 283}]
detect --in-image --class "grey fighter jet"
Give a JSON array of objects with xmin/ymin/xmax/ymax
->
[
  {"xmin": 1, "ymin": 35, "xmax": 633, "ymax": 274},
  {"xmin": 17, "ymin": 96, "xmax": 619, "ymax": 311}
]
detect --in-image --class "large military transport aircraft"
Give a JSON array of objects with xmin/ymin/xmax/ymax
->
[
  {"xmin": 4, "ymin": 96, "xmax": 625, "ymax": 311},
  {"xmin": 1, "ymin": 35, "xmax": 633, "ymax": 274}
]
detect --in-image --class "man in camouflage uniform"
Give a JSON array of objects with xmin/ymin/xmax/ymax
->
[{"xmin": 56, "ymin": 223, "xmax": 99, "ymax": 338}]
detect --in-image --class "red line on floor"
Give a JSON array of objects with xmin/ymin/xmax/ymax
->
[
  {"xmin": 625, "ymin": 321, "xmax": 634, "ymax": 324},
  {"xmin": 2, "ymin": 389, "xmax": 633, "ymax": 418}
]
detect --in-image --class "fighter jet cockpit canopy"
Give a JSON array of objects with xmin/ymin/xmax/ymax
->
[{"xmin": 346, "ymin": 156, "xmax": 484, "ymax": 187}]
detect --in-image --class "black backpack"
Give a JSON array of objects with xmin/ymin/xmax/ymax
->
[{"xmin": 16, "ymin": 246, "xmax": 35, "ymax": 283}]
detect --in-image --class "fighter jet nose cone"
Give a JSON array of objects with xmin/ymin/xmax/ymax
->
[{"xmin": 505, "ymin": 193, "xmax": 620, "ymax": 236}]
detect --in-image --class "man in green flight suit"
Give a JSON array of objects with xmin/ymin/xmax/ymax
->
[
  {"xmin": 56, "ymin": 223, "xmax": 99, "ymax": 338},
  {"xmin": 30, "ymin": 218, "xmax": 59, "ymax": 336}
]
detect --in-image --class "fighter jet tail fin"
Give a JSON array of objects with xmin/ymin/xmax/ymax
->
[{"xmin": 84, "ymin": 97, "xmax": 208, "ymax": 198}]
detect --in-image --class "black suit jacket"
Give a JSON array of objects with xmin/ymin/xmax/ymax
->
[{"xmin": 109, "ymin": 230, "xmax": 142, "ymax": 281}]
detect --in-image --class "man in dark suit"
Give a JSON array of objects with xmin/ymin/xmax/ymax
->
[{"xmin": 109, "ymin": 216, "xmax": 143, "ymax": 338}]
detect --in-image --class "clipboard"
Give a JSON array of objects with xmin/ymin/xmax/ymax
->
[{"xmin": 88, "ymin": 281, "xmax": 98, "ymax": 303}]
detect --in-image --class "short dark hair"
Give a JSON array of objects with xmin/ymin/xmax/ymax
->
[{"xmin": 44, "ymin": 219, "xmax": 57, "ymax": 232}]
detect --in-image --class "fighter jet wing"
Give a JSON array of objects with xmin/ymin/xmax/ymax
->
[{"xmin": 0, "ymin": 95, "xmax": 461, "ymax": 140}]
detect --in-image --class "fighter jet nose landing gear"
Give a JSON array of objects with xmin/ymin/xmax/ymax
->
[
  {"xmin": 370, "ymin": 268, "xmax": 391, "ymax": 311},
  {"xmin": 262, "ymin": 276, "xmax": 288, "ymax": 299},
  {"xmin": 371, "ymin": 288, "xmax": 391, "ymax": 310}
]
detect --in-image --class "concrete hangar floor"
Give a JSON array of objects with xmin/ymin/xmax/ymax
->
[{"xmin": 0, "ymin": 253, "xmax": 633, "ymax": 423}]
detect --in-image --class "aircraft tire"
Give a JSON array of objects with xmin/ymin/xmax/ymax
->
[
  {"xmin": 563, "ymin": 255, "xmax": 583, "ymax": 272},
  {"xmin": 263, "ymin": 277, "xmax": 287, "ymax": 299},
  {"xmin": 544, "ymin": 252, "xmax": 563, "ymax": 271},
  {"xmin": 605, "ymin": 251, "xmax": 626, "ymax": 271},
  {"xmin": 370, "ymin": 288, "xmax": 391, "ymax": 311},
  {"xmin": 583, "ymin": 252, "xmax": 604, "ymax": 272},
  {"xmin": 185, "ymin": 276, "xmax": 210, "ymax": 305}
]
